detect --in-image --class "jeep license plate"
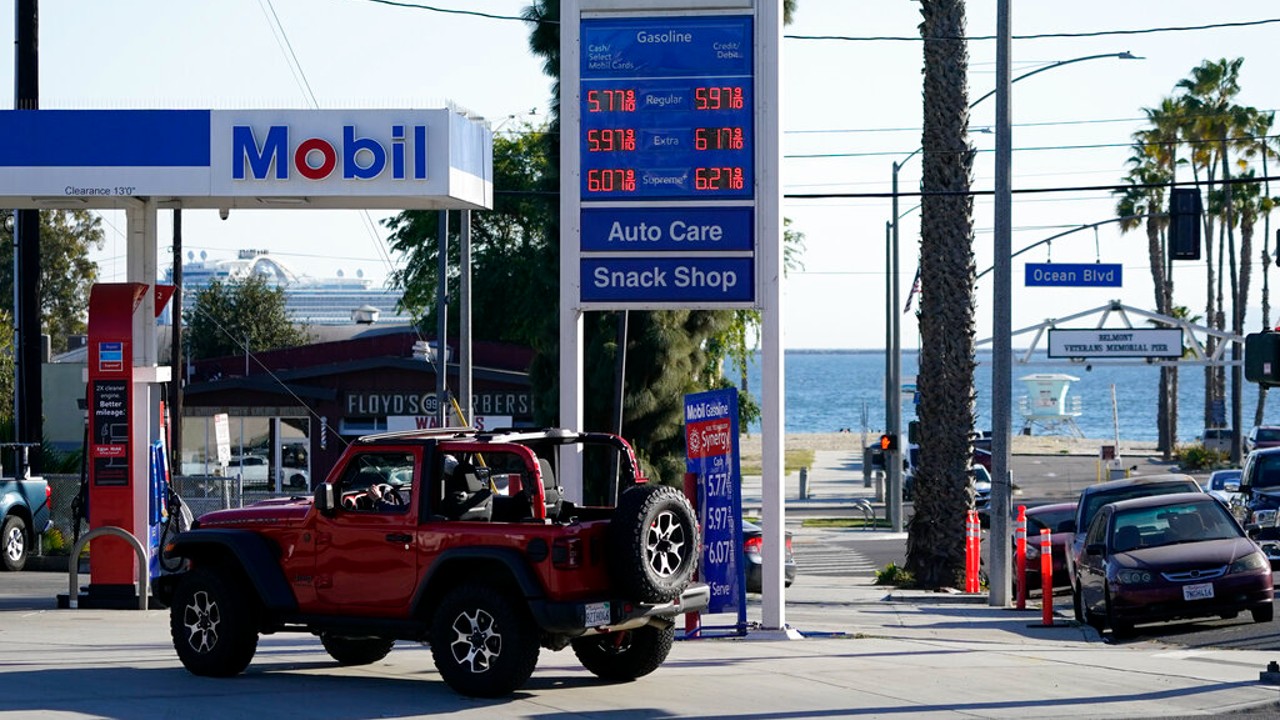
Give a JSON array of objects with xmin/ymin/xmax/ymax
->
[
  {"xmin": 1183, "ymin": 582, "xmax": 1214, "ymax": 601},
  {"xmin": 584, "ymin": 602, "xmax": 611, "ymax": 626}
]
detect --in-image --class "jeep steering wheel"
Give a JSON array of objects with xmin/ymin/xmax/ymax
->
[{"xmin": 373, "ymin": 483, "xmax": 406, "ymax": 506}]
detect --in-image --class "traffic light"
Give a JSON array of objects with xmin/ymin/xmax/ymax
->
[
  {"xmin": 907, "ymin": 420, "xmax": 920, "ymax": 445},
  {"xmin": 1246, "ymin": 331, "xmax": 1280, "ymax": 386},
  {"xmin": 879, "ymin": 433, "xmax": 898, "ymax": 451},
  {"xmin": 1169, "ymin": 188, "xmax": 1203, "ymax": 261}
]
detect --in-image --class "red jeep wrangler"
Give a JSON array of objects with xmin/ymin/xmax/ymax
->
[{"xmin": 155, "ymin": 428, "xmax": 707, "ymax": 697}]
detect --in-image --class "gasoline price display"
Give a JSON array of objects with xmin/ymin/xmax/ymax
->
[{"xmin": 579, "ymin": 15, "xmax": 754, "ymax": 201}]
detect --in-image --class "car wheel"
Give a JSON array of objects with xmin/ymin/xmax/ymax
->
[
  {"xmin": 320, "ymin": 634, "xmax": 396, "ymax": 666},
  {"xmin": 1252, "ymin": 603, "xmax": 1275, "ymax": 623},
  {"xmin": 608, "ymin": 485, "xmax": 699, "ymax": 603},
  {"xmin": 169, "ymin": 567, "xmax": 259, "ymax": 677},
  {"xmin": 1104, "ymin": 585, "xmax": 1132, "ymax": 638},
  {"xmin": 430, "ymin": 582, "xmax": 539, "ymax": 698},
  {"xmin": 289, "ymin": 473, "xmax": 307, "ymax": 489},
  {"xmin": 2, "ymin": 514, "xmax": 28, "ymax": 572},
  {"xmin": 571, "ymin": 624, "xmax": 675, "ymax": 682}
]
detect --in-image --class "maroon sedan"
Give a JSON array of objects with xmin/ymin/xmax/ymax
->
[
  {"xmin": 1077, "ymin": 492, "xmax": 1274, "ymax": 636},
  {"xmin": 1017, "ymin": 502, "xmax": 1076, "ymax": 593}
]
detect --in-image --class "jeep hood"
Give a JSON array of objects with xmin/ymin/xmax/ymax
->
[{"xmin": 195, "ymin": 496, "xmax": 313, "ymax": 528}]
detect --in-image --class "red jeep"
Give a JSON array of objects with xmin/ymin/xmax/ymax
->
[{"xmin": 155, "ymin": 428, "xmax": 707, "ymax": 697}]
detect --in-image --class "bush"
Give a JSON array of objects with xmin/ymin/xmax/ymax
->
[
  {"xmin": 1176, "ymin": 443, "xmax": 1229, "ymax": 472},
  {"xmin": 874, "ymin": 562, "xmax": 914, "ymax": 586}
]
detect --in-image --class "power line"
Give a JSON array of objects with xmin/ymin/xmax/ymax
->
[
  {"xmin": 787, "ymin": 17, "xmax": 1280, "ymax": 42},
  {"xmin": 787, "ymin": 133, "xmax": 1280, "ymax": 160},
  {"xmin": 785, "ymin": 174, "xmax": 1280, "ymax": 201}
]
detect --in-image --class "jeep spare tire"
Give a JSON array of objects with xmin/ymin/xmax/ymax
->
[{"xmin": 608, "ymin": 484, "xmax": 699, "ymax": 603}]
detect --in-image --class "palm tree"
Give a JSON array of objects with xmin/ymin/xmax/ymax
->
[
  {"xmin": 1178, "ymin": 59, "xmax": 1244, "ymax": 450},
  {"xmin": 1115, "ymin": 98, "xmax": 1181, "ymax": 457},
  {"xmin": 905, "ymin": 0, "xmax": 975, "ymax": 589},
  {"xmin": 1242, "ymin": 111, "xmax": 1278, "ymax": 423}
]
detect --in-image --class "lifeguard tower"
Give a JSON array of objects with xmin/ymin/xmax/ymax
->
[{"xmin": 1017, "ymin": 373, "xmax": 1085, "ymax": 438}]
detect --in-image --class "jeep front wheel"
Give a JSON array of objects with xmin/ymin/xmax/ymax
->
[
  {"xmin": 169, "ymin": 567, "xmax": 259, "ymax": 677},
  {"xmin": 609, "ymin": 485, "xmax": 699, "ymax": 603},
  {"xmin": 572, "ymin": 624, "xmax": 675, "ymax": 682},
  {"xmin": 429, "ymin": 583, "xmax": 540, "ymax": 697},
  {"xmin": 320, "ymin": 634, "xmax": 396, "ymax": 666}
]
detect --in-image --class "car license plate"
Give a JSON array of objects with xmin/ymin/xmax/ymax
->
[
  {"xmin": 1183, "ymin": 582, "xmax": 1215, "ymax": 601},
  {"xmin": 584, "ymin": 602, "xmax": 611, "ymax": 626}
]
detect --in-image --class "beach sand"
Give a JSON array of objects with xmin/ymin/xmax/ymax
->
[{"xmin": 737, "ymin": 432, "xmax": 1160, "ymax": 458}]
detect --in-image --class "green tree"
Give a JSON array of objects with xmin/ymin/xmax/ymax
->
[
  {"xmin": 906, "ymin": 0, "xmax": 976, "ymax": 589},
  {"xmin": 183, "ymin": 274, "xmax": 309, "ymax": 361},
  {"xmin": 0, "ymin": 210, "xmax": 103, "ymax": 354},
  {"xmin": 0, "ymin": 309, "xmax": 12, "ymax": 432}
]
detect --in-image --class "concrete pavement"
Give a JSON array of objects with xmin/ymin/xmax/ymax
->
[{"xmin": 3, "ymin": 449, "xmax": 1277, "ymax": 718}]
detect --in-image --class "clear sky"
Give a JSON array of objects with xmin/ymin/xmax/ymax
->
[{"xmin": 2, "ymin": 1, "xmax": 1279, "ymax": 349}]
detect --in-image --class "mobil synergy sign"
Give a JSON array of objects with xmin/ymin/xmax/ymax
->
[
  {"xmin": 684, "ymin": 388, "xmax": 745, "ymax": 616},
  {"xmin": 0, "ymin": 108, "xmax": 492, "ymax": 210}
]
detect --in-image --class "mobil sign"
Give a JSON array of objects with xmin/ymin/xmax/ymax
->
[
  {"xmin": 0, "ymin": 108, "xmax": 492, "ymax": 210},
  {"xmin": 210, "ymin": 110, "xmax": 478, "ymax": 201}
]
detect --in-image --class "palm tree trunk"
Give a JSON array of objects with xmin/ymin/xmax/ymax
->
[{"xmin": 905, "ymin": 0, "xmax": 975, "ymax": 590}]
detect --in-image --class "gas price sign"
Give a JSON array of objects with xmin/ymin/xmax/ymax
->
[{"xmin": 580, "ymin": 16, "xmax": 753, "ymax": 200}]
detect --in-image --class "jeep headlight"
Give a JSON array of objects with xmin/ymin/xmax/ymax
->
[
  {"xmin": 1253, "ymin": 509, "xmax": 1278, "ymax": 527},
  {"xmin": 1230, "ymin": 552, "xmax": 1269, "ymax": 574},
  {"xmin": 1116, "ymin": 569, "xmax": 1153, "ymax": 584}
]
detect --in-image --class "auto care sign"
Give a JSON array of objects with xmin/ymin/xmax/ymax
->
[{"xmin": 684, "ymin": 388, "xmax": 744, "ymax": 614}]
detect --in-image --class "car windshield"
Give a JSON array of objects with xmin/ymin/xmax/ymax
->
[
  {"xmin": 1111, "ymin": 501, "xmax": 1240, "ymax": 551},
  {"xmin": 1252, "ymin": 455, "xmax": 1280, "ymax": 489},
  {"xmin": 1028, "ymin": 506, "xmax": 1075, "ymax": 534},
  {"xmin": 1082, "ymin": 481, "xmax": 1199, "ymax": 530}
]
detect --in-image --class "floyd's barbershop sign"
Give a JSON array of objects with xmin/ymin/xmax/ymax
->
[{"xmin": 344, "ymin": 391, "xmax": 531, "ymax": 417}]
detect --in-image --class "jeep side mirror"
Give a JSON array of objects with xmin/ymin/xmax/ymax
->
[
  {"xmin": 314, "ymin": 483, "xmax": 336, "ymax": 516},
  {"xmin": 1086, "ymin": 542, "xmax": 1105, "ymax": 557}
]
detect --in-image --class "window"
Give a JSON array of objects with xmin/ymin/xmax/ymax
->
[{"xmin": 338, "ymin": 452, "xmax": 414, "ymax": 513}]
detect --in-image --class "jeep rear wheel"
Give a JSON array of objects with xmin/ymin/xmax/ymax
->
[
  {"xmin": 2, "ymin": 515, "xmax": 27, "ymax": 572},
  {"xmin": 609, "ymin": 485, "xmax": 699, "ymax": 603},
  {"xmin": 429, "ymin": 583, "xmax": 539, "ymax": 697},
  {"xmin": 572, "ymin": 624, "xmax": 674, "ymax": 682},
  {"xmin": 169, "ymin": 567, "xmax": 259, "ymax": 677},
  {"xmin": 320, "ymin": 634, "xmax": 396, "ymax": 666}
]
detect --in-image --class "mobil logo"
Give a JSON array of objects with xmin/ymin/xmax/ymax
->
[{"xmin": 232, "ymin": 123, "xmax": 427, "ymax": 181}]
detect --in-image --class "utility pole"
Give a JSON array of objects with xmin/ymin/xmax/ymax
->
[
  {"xmin": 170, "ymin": 210, "xmax": 184, "ymax": 477},
  {"xmin": 13, "ymin": 0, "xmax": 41, "ymax": 466}
]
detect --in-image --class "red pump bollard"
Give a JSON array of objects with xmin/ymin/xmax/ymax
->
[
  {"xmin": 1040, "ymin": 528, "xmax": 1053, "ymax": 626},
  {"xmin": 965, "ymin": 510, "xmax": 980, "ymax": 593},
  {"xmin": 1015, "ymin": 505, "xmax": 1027, "ymax": 610},
  {"xmin": 683, "ymin": 472, "xmax": 701, "ymax": 637}
]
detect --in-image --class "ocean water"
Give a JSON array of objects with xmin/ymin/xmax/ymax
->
[{"xmin": 740, "ymin": 350, "xmax": 1280, "ymax": 441}]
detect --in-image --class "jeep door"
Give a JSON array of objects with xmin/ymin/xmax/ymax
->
[{"xmin": 312, "ymin": 448, "xmax": 421, "ymax": 614}]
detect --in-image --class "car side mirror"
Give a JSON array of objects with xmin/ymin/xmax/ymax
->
[
  {"xmin": 1085, "ymin": 542, "xmax": 1105, "ymax": 557},
  {"xmin": 1247, "ymin": 524, "xmax": 1261, "ymax": 538},
  {"xmin": 1225, "ymin": 481, "xmax": 1241, "ymax": 493},
  {"xmin": 314, "ymin": 483, "xmax": 336, "ymax": 516},
  {"xmin": 1061, "ymin": 520, "xmax": 1077, "ymax": 534}
]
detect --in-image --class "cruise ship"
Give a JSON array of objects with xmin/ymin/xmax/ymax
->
[{"xmin": 163, "ymin": 249, "xmax": 412, "ymax": 326}]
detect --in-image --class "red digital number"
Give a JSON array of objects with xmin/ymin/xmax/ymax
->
[
  {"xmin": 587, "ymin": 128, "xmax": 636, "ymax": 152},
  {"xmin": 586, "ymin": 89, "xmax": 636, "ymax": 112},
  {"xmin": 694, "ymin": 86, "xmax": 744, "ymax": 111},
  {"xmin": 694, "ymin": 127, "xmax": 745, "ymax": 151},
  {"xmin": 694, "ymin": 167, "xmax": 745, "ymax": 191},
  {"xmin": 587, "ymin": 169, "xmax": 636, "ymax": 193}
]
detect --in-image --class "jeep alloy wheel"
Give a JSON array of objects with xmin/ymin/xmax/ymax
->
[
  {"xmin": 430, "ymin": 583, "xmax": 539, "ymax": 697},
  {"xmin": 169, "ymin": 567, "xmax": 258, "ymax": 677},
  {"xmin": 609, "ymin": 485, "xmax": 700, "ymax": 603}
]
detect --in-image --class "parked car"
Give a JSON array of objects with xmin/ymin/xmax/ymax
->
[
  {"xmin": 1200, "ymin": 427, "xmax": 1234, "ymax": 454},
  {"xmin": 1, "ymin": 454, "xmax": 52, "ymax": 572},
  {"xmin": 1204, "ymin": 469, "xmax": 1243, "ymax": 506},
  {"xmin": 1228, "ymin": 446, "xmax": 1280, "ymax": 565},
  {"xmin": 1076, "ymin": 492, "xmax": 1274, "ymax": 636},
  {"xmin": 1066, "ymin": 474, "xmax": 1204, "ymax": 622},
  {"xmin": 1017, "ymin": 502, "xmax": 1076, "ymax": 593},
  {"xmin": 743, "ymin": 519, "xmax": 796, "ymax": 592},
  {"xmin": 1247, "ymin": 426, "xmax": 1280, "ymax": 453}
]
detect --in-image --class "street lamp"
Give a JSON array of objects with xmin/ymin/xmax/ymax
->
[{"xmin": 883, "ymin": 49, "xmax": 1140, "ymax": 541}]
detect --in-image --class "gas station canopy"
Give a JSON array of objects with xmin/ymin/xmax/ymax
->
[{"xmin": 0, "ymin": 108, "xmax": 493, "ymax": 210}]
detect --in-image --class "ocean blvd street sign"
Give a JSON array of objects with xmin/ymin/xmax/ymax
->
[
  {"xmin": 575, "ymin": 12, "xmax": 757, "ymax": 308},
  {"xmin": 1025, "ymin": 263, "xmax": 1123, "ymax": 288},
  {"xmin": 1048, "ymin": 328, "xmax": 1183, "ymax": 358},
  {"xmin": 0, "ymin": 109, "xmax": 493, "ymax": 210}
]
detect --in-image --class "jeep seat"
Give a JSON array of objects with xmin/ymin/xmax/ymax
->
[{"xmin": 441, "ymin": 462, "xmax": 492, "ymax": 522}]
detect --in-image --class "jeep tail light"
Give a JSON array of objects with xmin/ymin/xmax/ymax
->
[
  {"xmin": 552, "ymin": 537, "xmax": 583, "ymax": 569},
  {"xmin": 744, "ymin": 536, "xmax": 762, "ymax": 555}
]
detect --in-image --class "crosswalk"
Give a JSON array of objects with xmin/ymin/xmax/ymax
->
[{"xmin": 791, "ymin": 541, "xmax": 880, "ymax": 578}]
